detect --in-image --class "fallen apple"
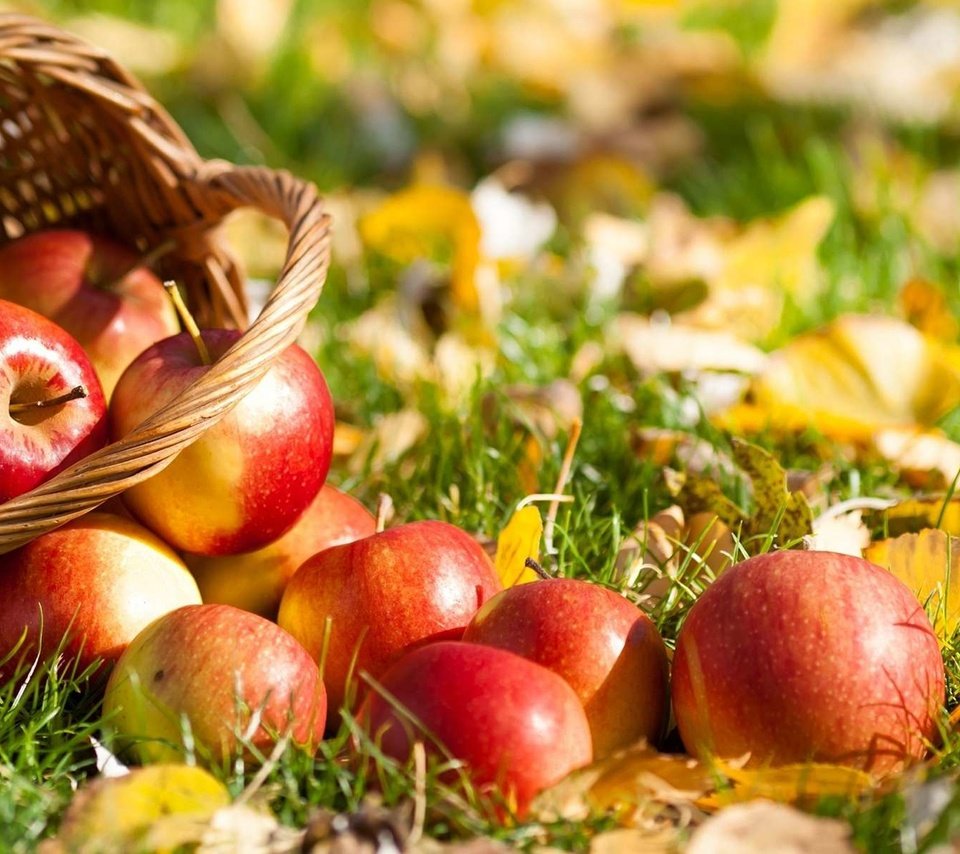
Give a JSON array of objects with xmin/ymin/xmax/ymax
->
[
  {"xmin": 671, "ymin": 549, "xmax": 946, "ymax": 775},
  {"xmin": 463, "ymin": 577, "xmax": 669, "ymax": 758},
  {"xmin": 359, "ymin": 640, "xmax": 593, "ymax": 817},
  {"xmin": 0, "ymin": 299, "xmax": 107, "ymax": 503},
  {"xmin": 110, "ymin": 328, "xmax": 335, "ymax": 556},
  {"xmin": 103, "ymin": 603, "xmax": 327, "ymax": 764},
  {"xmin": 0, "ymin": 230, "xmax": 179, "ymax": 399},
  {"xmin": 185, "ymin": 484, "xmax": 377, "ymax": 619},
  {"xmin": 0, "ymin": 512, "xmax": 201, "ymax": 682},
  {"xmin": 277, "ymin": 519, "xmax": 502, "ymax": 722}
]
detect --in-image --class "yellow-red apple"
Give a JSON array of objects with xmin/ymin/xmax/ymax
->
[
  {"xmin": 0, "ymin": 512, "xmax": 201, "ymax": 681},
  {"xmin": 277, "ymin": 520, "xmax": 502, "ymax": 722},
  {"xmin": 0, "ymin": 299, "xmax": 107, "ymax": 503},
  {"xmin": 103, "ymin": 603, "xmax": 327, "ymax": 764},
  {"xmin": 671, "ymin": 550, "xmax": 946, "ymax": 775},
  {"xmin": 463, "ymin": 578, "xmax": 669, "ymax": 758},
  {"xmin": 110, "ymin": 329, "xmax": 335, "ymax": 556},
  {"xmin": 359, "ymin": 640, "xmax": 593, "ymax": 818},
  {"xmin": 0, "ymin": 230, "xmax": 179, "ymax": 399},
  {"xmin": 185, "ymin": 484, "xmax": 376, "ymax": 619}
]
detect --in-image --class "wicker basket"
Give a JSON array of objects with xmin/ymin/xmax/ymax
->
[{"xmin": 0, "ymin": 14, "xmax": 332, "ymax": 554}]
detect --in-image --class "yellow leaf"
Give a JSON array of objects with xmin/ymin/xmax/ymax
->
[
  {"xmin": 707, "ymin": 760, "xmax": 877, "ymax": 809},
  {"xmin": 680, "ymin": 196, "xmax": 835, "ymax": 341},
  {"xmin": 360, "ymin": 184, "xmax": 482, "ymax": 315},
  {"xmin": 899, "ymin": 278, "xmax": 960, "ymax": 342},
  {"xmin": 864, "ymin": 528, "xmax": 960, "ymax": 644},
  {"xmin": 494, "ymin": 505, "xmax": 543, "ymax": 588},
  {"xmin": 865, "ymin": 496, "xmax": 960, "ymax": 539},
  {"xmin": 738, "ymin": 314, "xmax": 960, "ymax": 441},
  {"xmin": 56, "ymin": 764, "xmax": 229, "ymax": 853}
]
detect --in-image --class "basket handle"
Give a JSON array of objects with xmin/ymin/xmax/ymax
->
[{"xmin": 0, "ymin": 164, "xmax": 332, "ymax": 554}]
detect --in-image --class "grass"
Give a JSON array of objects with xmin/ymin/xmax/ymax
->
[{"xmin": 5, "ymin": 2, "xmax": 960, "ymax": 850}]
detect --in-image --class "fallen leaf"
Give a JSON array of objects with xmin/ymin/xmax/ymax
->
[
  {"xmin": 864, "ymin": 495, "xmax": 960, "ymax": 539},
  {"xmin": 898, "ymin": 278, "xmax": 960, "ymax": 343},
  {"xmin": 804, "ymin": 510, "xmax": 870, "ymax": 558},
  {"xmin": 360, "ymin": 184, "xmax": 483, "ymax": 317},
  {"xmin": 873, "ymin": 428, "xmax": 960, "ymax": 491},
  {"xmin": 709, "ymin": 761, "xmax": 877, "ymax": 809},
  {"xmin": 685, "ymin": 799, "xmax": 856, "ymax": 854},
  {"xmin": 199, "ymin": 803, "xmax": 300, "ymax": 852},
  {"xmin": 471, "ymin": 176, "xmax": 557, "ymax": 262},
  {"xmin": 55, "ymin": 764, "xmax": 230, "ymax": 853},
  {"xmin": 682, "ymin": 196, "xmax": 835, "ymax": 341},
  {"xmin": 727, "ymin": 314, "xmax": 960, "ymax": 442},
  {"xmin": 615, "ymin": 314, "xmax": 768, "ymax": 376},
  {"xmin": 494, "ymin": 505, "xmax": 543, "ymax": 588},
  {"xmin": 665, "ymin": 439, "xmax": 813, "ymax": 550},
  {"xmin": 864, "ymin": 528, "xmax": 960, "ymax": 643}
]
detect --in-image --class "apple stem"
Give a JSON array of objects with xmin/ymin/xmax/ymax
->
[
  {"xmin": 9, "ymin": 385, "xmax": 86, "ymax": 414},
  {"xmin": 375, "ymin": 493, "xmax": 393, "ymax": 534},
  {"xmin": 164, "ymin": 280, "xmax": 211, "ymax": 366},
  {"xmin": 524, "ymin": 557, "xmax": 553, "ymax": 580},
  {"xmin": 544, "ymin": 417, "xmax": 583, "ymax": 555}
]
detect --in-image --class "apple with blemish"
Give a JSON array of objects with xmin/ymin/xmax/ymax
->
[
  {"xmin": 103, "ymin": 603, "xmax": 327, "ymax": 763},
  {"xmin": 0, "ymin": 230, "xmax": 179, "ymax": 399},
  {"xmin": 0, "ymin": 512, "xmax": 201, "ymax": 682},
  {"xmin": 671, "ymin": 550, "xmax": 946, "ymax": 775},
  {"xmin": 185, "ymin": 484, "xmax": 377, "ymax": 619},
  {"xmin": 359, "ymin": 641, "xmax": 593, "ymax": 817},
  {"xmin": 278, "ymin": 520, "xmax": 502, "ymax": 722},
  {"xmin": 109, "ymin": 328, "xmax": 335, "ymax": 556},
  {"xmin": 0, "ymin": 298, "xmax": 107, "ymax": 503},
  {"xmin": 463, "ymin": 577, "xmax": 669, "ymax": 758}
]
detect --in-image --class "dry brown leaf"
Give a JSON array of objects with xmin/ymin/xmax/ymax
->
[
  {"xmin": 685, "ymin": 800, "xmax": 855, "ymax": 854},
  {"xmin": 863, "ymin": 528, "xmax": 960, "ymax": 644}
]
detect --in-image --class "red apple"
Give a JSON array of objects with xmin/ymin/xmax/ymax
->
[
  {"xmin": 0, "ymin": 298, "xmax": 107, "ymax": 503},
  {"xmin": 671, "ymin": 550, "xmax": 946, "ymax": 775},
  {"xmin": 359, "ymin": 640, "xmax": 593, "ymax": 817},
  {"xmin": 277, "ymin": 520, "xmax": 502, "ymax": 721},
  {"xmin": 185, "ymin": 484, "xmax": 377, "ymax": 619},
  {"xmin": 0, "ymin": 512, "xmax": 201, "ymax": 681},
  {"xmin": 0, "ymin": 230, "xmax": 179, "ymax": 399},
  {"xmin": 103, "ymin": 603, "xmax": 327, "ymax": 764},
  {"xmin": 463, "ymin": 578, "xmax": 669, "ymax": 758},
  {"xmin": 109, "ymin": 329, "xmax": 335, "ymax": 556}
]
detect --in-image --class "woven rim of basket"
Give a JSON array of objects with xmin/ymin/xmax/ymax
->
[{"xmin": 0, "ymin": 17, "xmax": 333, "ymax": 554}]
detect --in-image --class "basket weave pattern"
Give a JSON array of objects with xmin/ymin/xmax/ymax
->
[{"xmin": 0, "ymin": 15, "xmax": 332, "ymax": 554}]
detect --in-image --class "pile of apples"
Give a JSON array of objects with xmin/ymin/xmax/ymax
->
[{"xmin": 0, "ymin": 228, "xmax": 950, "ymax": 820}]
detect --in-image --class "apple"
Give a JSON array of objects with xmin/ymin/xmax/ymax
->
[
  {"xmin": 0, "ymin": 298, "xmax": 107, "ymax": 503},
  {"xmin": 277, "ymin": 520, "xmax": 502, "ymax": 721},
  {"xmin": 671, "ymin": 550, "xmax": 946, "ymax": 775},
  {"xmin": 103, "ymin": 603, "xmax": 327, "ymax": 764},
  {"xmin": 110, "ymin": 328, "xmax": 335, "ymax": 556},
  {"xmin": 463, "ymin": 578, "xmax": 669, "ymax": 759},
  {"xmin": 359, "ymin": 640, "xmax": 593, "ymax": 817},
  {"xmin": 0, "ymin": 512, "xmax": 201, "ymax": 682},
  {"xmin": 185, "ymin": 484, "xmax": 377, "ymax": 619},
  {"xmin": 0, "ymin": 230, "xmax": 179, "ymax": 399}
]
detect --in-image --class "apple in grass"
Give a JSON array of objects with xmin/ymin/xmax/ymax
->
[
  {"xmin": 185, "ymin": 484, "xmax": 377, "ymax": 619},
  {"xmin": 0, "ymin": 512, "xmax": 201, "ymax": 682},
  {"xmin": 110, "ymin": 327, "xmax": 335, "ymax": 556},
  {"xmin": 0, "ymin": 299, "xmax": 107, "ymax": 503},
  {"xmin": 278, "ymin": 520, "xmax": 502, "ymax": 723},
  {"xmin": 0, "ymin": 230, "xmax": 179, "ymax": 399},
  {"xmin": 359, "ymin": 641, "xmax": 593, "ymax": 818},
  {"xmin": 671, "ymin": 550, "xmax": 946, "ymax": 775},
  {"xmin": 103, "ymin": 603, "xmax": 327, "ymax": 764},
  {"xmin": 463, "ymin": 577, "xmax": 669, "ymax": 759}
]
